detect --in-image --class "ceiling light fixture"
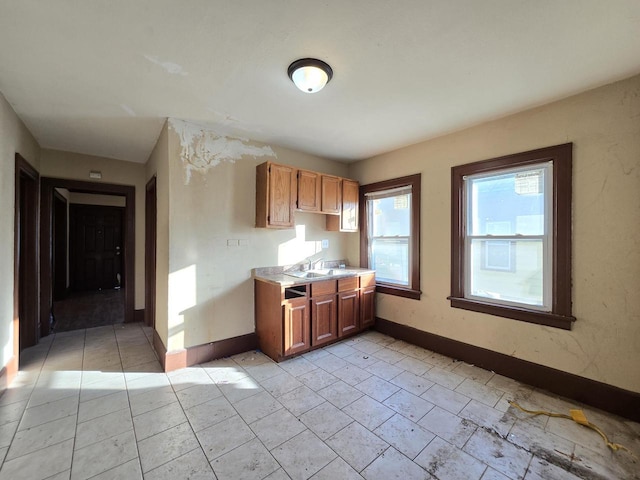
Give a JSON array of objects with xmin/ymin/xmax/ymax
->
[{"xmin": 287, "ymin": 58, "xmax": 333, "ymax": 93}]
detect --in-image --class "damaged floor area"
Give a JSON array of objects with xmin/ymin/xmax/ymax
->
[{"xmin": 0, "ymin": 324, "xmax": 638, "ymax": 479}]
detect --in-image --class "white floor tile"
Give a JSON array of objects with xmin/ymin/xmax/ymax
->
[
  {"xmin": 272, "ymin": 430, "xmax": 337, "ymax": 480},
  {"xmin": 4, "ymin": 326, "xmax": 639, "ymax": 480},
  {"xmin": 326, "ymin": 422, "xmax": 389, "ymax": 472},
  {"xmin": 212, "ymin": 437, "xmax": 280, "ymax": 480}
]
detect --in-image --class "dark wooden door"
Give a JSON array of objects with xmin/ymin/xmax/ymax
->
[
  {"xmin": 70, "ymin": 205, "xmax": 123, "ymax": 291},
  {"xmin": 15, "ymin": 155, "xmax": 40, "ymax": 352}
]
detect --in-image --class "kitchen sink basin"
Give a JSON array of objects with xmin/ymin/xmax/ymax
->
[{"xmin": 285, "ymin": 269, "xmax": 333, "ymax": 279}]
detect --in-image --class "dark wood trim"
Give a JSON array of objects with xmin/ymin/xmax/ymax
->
[
  {"xmin": 145, "ymin": 176, "xmax": 157, "ymax": 329},
  {"xmin": 152, "ymin": 331, "xmax": 259, "ymax": 373},
  {"xmin": 450, "ymin": 143, "xmax": 574, "ymax": 329},
  {"xmin": 15, "ymin": 154, "xmax": 40, "ymax": 353},
  {"xmin": 359, "ymin": 174, "xmax": 421, "ymax": 299},
  {"xmin": 448, "ymin": 297, "xmax": 573, "ymax": 330},
  {"xmin": 152, "ymin": 329, "xmax": 168, "ymax": 370},
  {"xmin": 376, "ymin": 285, "xmax": 421, "ymax": 300},
  {"xmin": 40, "ymin": 178, "xmax": 135, "ymax": 335},
  {"xmin": 375, "ymin": 317, "xmax": 640, "ymax": 422},
  {"xmin": 134, "ymin": 309, "xmax": 145, "ymax": 324}
]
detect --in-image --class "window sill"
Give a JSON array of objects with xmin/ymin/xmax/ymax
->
[
  {"xmin": 376, "ymin": 284, "xmax": 421, "ymax": 300},
  {"xmin": 448, "ymin": 296, "xmax": 575, "ymax": 330}
]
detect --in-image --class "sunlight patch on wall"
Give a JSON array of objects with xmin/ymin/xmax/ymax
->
[
  {"xmin": 169, "ymin": 118, "xmax": 276, "ymax": 183},
  {"xmin": 168, "ymin": 264, "xmax": 197, "ymax": 350},
  {"xmin": 278, "ymin": 224, "xmax": 323, "ymax": 265}
]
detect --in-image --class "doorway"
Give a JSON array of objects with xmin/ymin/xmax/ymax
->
[
  {"xmin": 40, "ymin": 178, "xmax": 135, "ymax": 336},
  {"xmin": 14, "ymin": 154, "xmax": 40, "ymax": 353}
]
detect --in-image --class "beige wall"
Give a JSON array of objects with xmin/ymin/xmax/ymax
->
[
  {"xmin": 39, "ymin": 149, "xmax": 146, "ymax": 309},
  {"xmin": 151, "ymin": 119, "xmax": 354, "ymax": 351},
  {"xmin": 68, "ymin": 192, "xmax": 126, "ymax": 207},
  {"xmin": 0, "ymin": 92, "xmax": 40, "ymax": 368},
  {"xmin": 349, "ymin": 74, "xmax": 640, "ymax": 393}
]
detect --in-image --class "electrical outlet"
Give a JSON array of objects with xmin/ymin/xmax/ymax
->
[{"xmin": 321, "ymin": 239, "xmax": 329, "ymax": 249}]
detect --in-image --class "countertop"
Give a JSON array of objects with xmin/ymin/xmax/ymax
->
[{"xmin": 253, "ymin": 266, "xmax": 375, "ymax": 287}]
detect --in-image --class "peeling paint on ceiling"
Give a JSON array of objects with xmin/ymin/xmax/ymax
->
[{"xmin": 169, "ymin": 118, "xmax": 276, "ymax": 183}]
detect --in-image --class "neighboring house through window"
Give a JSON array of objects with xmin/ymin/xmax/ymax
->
[
  {"xmin": 360, "ymin": 174, "xmax": 421, "ymax": 299},
  {"xmin": 449, "ymin": 143, "xmax": 575, "ymax": 329}
]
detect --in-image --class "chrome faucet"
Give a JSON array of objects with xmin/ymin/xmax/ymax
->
[{"xmin": 304, "ymin": 257, "xmax": 324, "ymax": 271}]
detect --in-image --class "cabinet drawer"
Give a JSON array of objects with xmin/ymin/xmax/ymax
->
[
  {"xmin": 338, "ymin": 276, "xmax": 358, "ymax": 292},
  {"xmin": 311, "ymin": 279, "xmax": 337, "ymax": 296},
  {"xmin": 359, "ymin": 274, "xmax": 375, "ymax": 288}
]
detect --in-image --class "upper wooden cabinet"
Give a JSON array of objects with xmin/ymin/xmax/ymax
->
[
  {"xmin": 297, "ymin": 169, "xmax": 321, "ymax": 212},
  {"xmin": 326, "ymin": 178, "xmax": 359, "ymax": 232},
  {"xmin": 256, "ymin": 161, "xmax": 359, "ymax": 230},
  {"xmin": 256, "ymin": 162, "xmax": 297, "ymax": 228},
  {"xmin": 321, "ymin": 175, "xmax": 341, "ymax": 214}
]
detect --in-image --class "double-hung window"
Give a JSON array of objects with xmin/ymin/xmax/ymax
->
[
  {"xmin": 360, "ymin": 174, "xmax": 421, "ymax": 299},
  {"xmin": 449, "ymin": 144, "xmax": 575, "ymax": 329}
]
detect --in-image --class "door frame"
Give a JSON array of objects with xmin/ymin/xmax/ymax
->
[
  {"xmin": 145, "ymin": 176, "xmax": 156, "ymax": 329},
  {"xmin": 52, "ymin": 189, "xmax": 68, "ymax": 301},
  {"xmin": 14, "ymin": 154, "xmax": 40, "ymax": 357},
  {"xmin": 40, "ymin": 178, "xmax": 135, "ymax": 334}
]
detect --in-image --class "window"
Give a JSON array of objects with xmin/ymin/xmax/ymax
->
[
  {"xmin": 449, "ymin": 144, "xmax": 575, "ymax": 329},
  {"xmin": 360, "ymin": 174, "xmax": 421, "ymax": 299}
]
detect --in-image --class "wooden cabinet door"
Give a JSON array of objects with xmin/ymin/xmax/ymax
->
[
  {"xmin": 283, "ymin": 297, "xmax": 310, "ymax": 355},
  {"xmin": 341, "ymin": 179, "xmax": 359, "ymax": 232},
  {"xmin": 321, "ymin": 175, "xmax": 341, "ymax": 214},
  {"xmin": 297, "ymin": 170, "xmax": 321, "ymax": 212},
  {"xmin": 360, "ymin": 286, "xmax": 376, "ymax": 329},
  {"xmin": 269, "ymin": 163, "xmax": 297, "ymax": 227},
  {"xmin": 338, "ymin": 289, "xmax": 359, "ymax": 337},
  {"xmin": 311, "ymin": 293, "xmax": 338, "ymax": 346}
]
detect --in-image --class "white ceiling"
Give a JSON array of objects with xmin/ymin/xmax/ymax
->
[{"xmin": 1, "ymin": 1, "xmax": 640, "ymax": 164}]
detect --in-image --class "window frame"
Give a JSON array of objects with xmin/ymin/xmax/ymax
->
[
  {"xmin": 360, "ymin": 174, "xmax": 421, "ymax": 300},
  {"xmin": 449, "ymin": 143, "xmax": 575, "ymax": 330}
]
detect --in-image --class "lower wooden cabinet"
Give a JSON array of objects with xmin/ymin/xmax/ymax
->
[
  {"xmin": 255, "ymin": 273, "xmax": 375, "ymax": 362},
  {"xmin": 360, "ymin": 273, "xmax": 376, "ymax": 329},
  {"xmin": 338, "ymin": 290, "xmax": 359, "ymax": 337},
  {"xmin": 311, "ymin": 293, "xmax": 338, "ymax": 346},
  {"xmin": 283, "ymin": 296, "xmax": 310, "ymax": 356},
  {"xmin": 360, "ymin": 286, "xmax": 376, "ymax": 329}
]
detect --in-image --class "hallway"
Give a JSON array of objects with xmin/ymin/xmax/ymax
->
[
  {"xmin": 52, "ymin": 289, "xmax": 125, "ymax": 333},
  {"xmin": 0, "ymin": 325, "xmax": 638, "ymax": 479}
]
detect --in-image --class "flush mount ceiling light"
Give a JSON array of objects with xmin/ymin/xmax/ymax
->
[{"xmin": 287, "ymin": 58, "xmax": 333, "ymax": 93}]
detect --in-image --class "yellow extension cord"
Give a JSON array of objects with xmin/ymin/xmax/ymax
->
[{"xmin": 508, "ymin": 401, "xmax": 635, "ymax": 458}]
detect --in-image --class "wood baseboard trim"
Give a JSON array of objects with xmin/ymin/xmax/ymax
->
[
  {"xmin": 375, "ymin": 317, "xmax": 640, "ymax": 422},
  {"xmin": 152, "ymin": 330, "xmax": 258, "ymax": 373},
  {"xmin": 133, "ymin": 309, "xmax": 145, "ymax": 324}
]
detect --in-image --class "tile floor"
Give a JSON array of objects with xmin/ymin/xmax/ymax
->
[{"xmin": 0, "ymin": 323, "xmax": 638, "ymax": 480}]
